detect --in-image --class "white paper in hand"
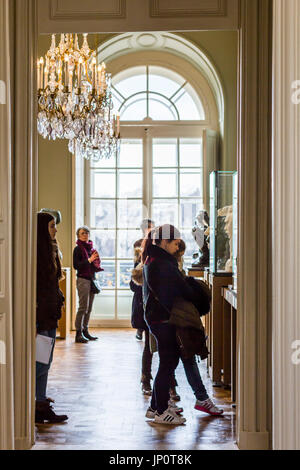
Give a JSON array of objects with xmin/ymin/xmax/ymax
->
[{"xmin": 36, "ymin": 334, "xmax": 55, "ymax": 365}]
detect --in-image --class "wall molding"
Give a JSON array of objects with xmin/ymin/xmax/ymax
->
[
  {"xmin": 38, "ymin": 0, "xmax": 238, "ymax": 34},
  {"xmin": 150, "ymin": 0, "xmax": 227, "ymax": 17},
  {"xmin": 0, "ymin": 240, "xmax": 5, "ymax": 297},
  {"xmin": 236, "ymin": 0, "xmax": 272, "ymax": 450},
  {"xmin": 272, "ymin": 0, "xmax": 300, "ymax": 450},
  {"xmin": 50, "ymin": 0, "xmax": 127, "ymax": 20},
  {"xmin": 238, "ymin": 432, "xmax": 270, "ymax": 451},
  {"xmin": 0, "ymin": 0, "xmax": 14, "ymax": 451},
  {"xmin": 12, "ymin": 0, "xmax": 38, "ymax": 451},
  {"xmin": 14, "ymin": 437, "xmax": 32, "ymax": 451}
]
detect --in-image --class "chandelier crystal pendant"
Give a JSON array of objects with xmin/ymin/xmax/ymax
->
[{"xmin": 37, "ymin": 33, "xmax": 120, "ymax": 161}]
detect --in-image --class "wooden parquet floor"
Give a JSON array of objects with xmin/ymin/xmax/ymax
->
[{"xmin": 32, "ymin": 329, "xmax": 237, "ymax": 450}]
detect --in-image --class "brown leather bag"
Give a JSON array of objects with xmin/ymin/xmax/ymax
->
[{"xmin": 176, "ymin": 326, "xmax": 209, "ymax": 360}]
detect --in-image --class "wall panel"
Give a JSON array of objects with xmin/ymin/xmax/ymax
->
[
  {"xmin": 38, "ymin": 0, "xmax": 238, "ymax": 33},
  {"xmin": 150, "ymin": 0, "xmax": 227, "ymax": 17},
  {"xmin": 51, "ymin": 0, "xmax": 126, "ymax": 20}
]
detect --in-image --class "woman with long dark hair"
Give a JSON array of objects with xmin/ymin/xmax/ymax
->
[
  {"xmin": 174, "ymin": 241, "xmax": 224, "ymax": 416},
  {"xmin": 142, "ymin": 224, "xmax": 196, "ymax": 425},
  {"xmin": 35, "ymin": 212, "xmax": 68, "ymax": 424},
  {"xmin": 130, "ymin": 241, "xmax": 179, "ymax": 399}
]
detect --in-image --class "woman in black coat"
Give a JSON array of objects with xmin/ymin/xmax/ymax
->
[
  {"xmin": 35, "ymin": 212, "xmax": 68, "ymax": 424},
  {"xmin": 142, "ymin": 224, "xmax": 196, "ymax": 425},
  {"xmin": 130, "ymin": 242, "xmax": 180, "ymax": 398}
]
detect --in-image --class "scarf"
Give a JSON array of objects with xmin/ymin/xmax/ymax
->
[{"xmin": 76, "ymin": 239, "xmax": 104, "ymax": 272}]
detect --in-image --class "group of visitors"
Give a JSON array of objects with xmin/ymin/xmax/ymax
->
[
  {"xmin": 131, "ymin": 220, "xmax": 223, "ymax": 425},
  {"xmin": 35, "ymin": 211, "xmax": 223, "ymax": 425}
]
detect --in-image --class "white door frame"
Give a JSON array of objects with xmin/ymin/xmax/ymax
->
[{"xmin": 4, "ymin": 0, "xmax": 273, "ymax": 450}]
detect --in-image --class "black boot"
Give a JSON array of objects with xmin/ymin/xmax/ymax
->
[
  {"xmin": 136, "ymin": 329, "xmax": 143, "ymax": 341},
  {"xmin": 141, "ymin": 374, "xmax": 152, "ymax": 395},
  {"xmin": 35, "ymin": 401, "xmax": 68, "ymax": 424},
  {"xmin": 75, "ymin": 330, "xmax": 88, "ymax": 343},
  {"xmin": 82, "ymin": 328, "xmax": 98, "ymax": 341}
]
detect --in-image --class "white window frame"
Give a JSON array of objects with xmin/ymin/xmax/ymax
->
[{"xmin": 85, "ymin": 122, "xmax": 215, "ymax": 326}]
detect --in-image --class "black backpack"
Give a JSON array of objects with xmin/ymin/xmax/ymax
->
[{"xmin": 186, "ymin": 276, "xmax": 211, "ymax": 316}]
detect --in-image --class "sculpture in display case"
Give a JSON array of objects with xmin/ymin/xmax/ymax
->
[
  {"xmin": 217, "ymin": 205, "xmax": 233, "ymax": 272},
  {"xmin": 191, "ymin": 210, "xmax": 210, "ymax": 269},
  {"xmin": 232, "ymin": 171, "xmax": 238, "ymax": 290},
  {"xmin": 209, "ymin": 171, "xmax": 235, "ymax": 275}
]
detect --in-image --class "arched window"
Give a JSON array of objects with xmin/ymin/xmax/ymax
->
[
  {"xmin": 83, "ymin": 39, "xmax": 221, "ymax": 325},
  {"xmin": 112, "ymin": 66, "xmax": 205, "ymax": 121}
]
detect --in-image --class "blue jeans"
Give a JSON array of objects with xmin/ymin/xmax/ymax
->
[
  {"xmin": 149, "ymin": 322, "xmax": 180, "ymax": 414},
  {"xmin": 182, "ymin": 356, "xmax": 209, "ymax": 402},
  {"xmin": 36, "ymin": 329, "xmax": 56, "ymax": 402}
]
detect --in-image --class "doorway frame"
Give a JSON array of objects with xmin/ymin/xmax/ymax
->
[{"xmin": 11, "ymin": 0, "xmax": 272, "ymax": 450}]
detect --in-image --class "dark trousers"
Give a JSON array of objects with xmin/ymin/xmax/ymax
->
[
  {"xmin": 141, "ymin": 328, "xmax": 153, "ymax": 381},
  {"xmin": 149, "ymin": 322, "xmax": 180, "ymax": 414},
  {"xmin": 182, "ymin": 356, "xmax": 209, "ymax": 402},
  {"xmin": 75, "ymin": 277, "xmax": 95, "ymax": 331},
  {"xmin": 36, "ymin": 328, "xmax": 56, "ymax": 402},
  {"xmin": 141, "ymin": 328, "xmax": 178, "ymax": 388}
]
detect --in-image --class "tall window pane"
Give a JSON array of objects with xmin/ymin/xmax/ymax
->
[
  {"xmin": 153, "ymin": 170, "xmax": 178, "ymax": 198},
  {"xmin": 153, "ymin": 139, "xmax": 177, "ymax": 167}
]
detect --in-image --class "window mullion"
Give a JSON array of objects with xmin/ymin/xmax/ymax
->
[
  {"xmin": 177, "ymin": 138, "xmax": 180, "ymax": 229},
  {"xmin": 143, "ymin": 128, "xmax": 152, "ymax": 219},
  {"xmin": 146, "ymin": 66, "xmax": 149, "ymax": 118},
  {"xmin": 115, "ymin": 152, "xmax": 118, "ymax": 320},
  {"xmin": 85, "ymin": 158, "xmax": 90, "ymax": 226}
]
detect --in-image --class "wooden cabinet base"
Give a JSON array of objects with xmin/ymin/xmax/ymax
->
[{"xmin": 204, "ymin": 273, "xmax": 232, "ymax": 385}]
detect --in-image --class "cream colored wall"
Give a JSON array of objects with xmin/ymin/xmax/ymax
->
[
  {"xmin": 38, "ymin": 31, "xmax": 237, "ymax": 268},
  {"xmin": 38, "ymin": 137, "xmax": 73, "ymax": 267},
  {"xmin": 178, "ymin": 31, "xmax": 238, "ymax": 171}
]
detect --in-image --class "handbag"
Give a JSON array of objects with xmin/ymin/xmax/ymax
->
[
  {"xmin": 176, "ymin": 326, "xmax": 209, "ymax": 361},
  {"xmin": 186, "ymin": 277, "xmax": 211, "ymax": 316},
  {"xmin": 90, "ymin": 279, "xmax": 101, "ymax": 295}
]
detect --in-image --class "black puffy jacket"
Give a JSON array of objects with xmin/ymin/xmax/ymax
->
[{"xmin": 143, "ymin": 244, "xmax": 196, "ymax": 325}]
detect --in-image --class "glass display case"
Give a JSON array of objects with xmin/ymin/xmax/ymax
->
[
  {"xmin": 209, "ymin": 171, "xmax": 235, "ymax": 275},
  {"xmin": 232, "ymin": 172, "xmax": 238, "ymax": 290}
]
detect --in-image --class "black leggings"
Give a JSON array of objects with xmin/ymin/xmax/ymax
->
[
  {"xmin": 141, "ymin": 328, "xmax": 153, "ymax": 381},
  {"xmin": 149, "ymin": 323, "xmax": 180, "ymax": 414},
  {"xmin": 141, "ymin": 328, "xmax": 177, "ymax": 388}
]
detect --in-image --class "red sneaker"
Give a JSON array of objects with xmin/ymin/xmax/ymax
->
[{"xmin": 195, "ymin": 398, "xmax": 224, "ymax": 416}]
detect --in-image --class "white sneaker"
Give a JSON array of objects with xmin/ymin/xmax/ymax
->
[
  {"xmin": 146, "ymin": 401, "xmax": 183, "ymax": 420},
  {"xmin": 168, "ymin": 399, "xmax": 183, "ymax": 414},
  {"xmin": 154, "ymin": 407, "xmax": 186, "ymax": 425},
  {"xmin": 195, "ymin": 398, "xmax": 224, "ymax": 416}
]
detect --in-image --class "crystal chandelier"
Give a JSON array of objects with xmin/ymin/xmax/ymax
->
[{"xmin": 37, "ymin": 33, "xmax": 120, "ymax": 161}]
